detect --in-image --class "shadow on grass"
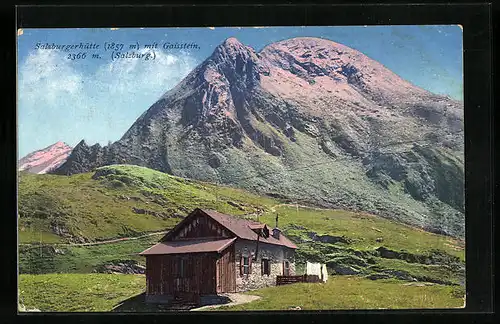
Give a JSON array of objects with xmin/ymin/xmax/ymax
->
[{"xmin": 112, "ymin": 293, "xmax": 197, "ymax": 312}]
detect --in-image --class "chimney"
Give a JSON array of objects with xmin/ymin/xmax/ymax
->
[{"xmin": 273, "ymin": 214, "xmax": 280, "ymax": 239}]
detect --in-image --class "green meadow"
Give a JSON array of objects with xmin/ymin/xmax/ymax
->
[{"xmin": 18, "ymin": 165, "xmax": 465, "ymax": 311}]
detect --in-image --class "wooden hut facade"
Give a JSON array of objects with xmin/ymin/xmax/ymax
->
[{"xmin": 139, "ymin": 208, "xmax": 297, "ymax": 304}]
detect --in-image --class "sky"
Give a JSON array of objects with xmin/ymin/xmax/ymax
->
[{"xmin": 17, "ymin": 26, "xmax": 463, "ymax": 158}]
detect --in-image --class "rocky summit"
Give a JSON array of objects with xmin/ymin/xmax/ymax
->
[
  {"xmin": 52, "ymin": 37, "xmax": 464, "ymax": 237},
  {"xmin": 19, "ymin": 141, "xmax": 73, "ymax": 174}
]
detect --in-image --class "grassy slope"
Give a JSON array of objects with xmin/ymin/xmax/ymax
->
[
  {"xmin": 19, "ymin": 234, "xmax": 162, "ymax": 274},
  {"xmin": 18, "ymin": 165, "xmax": 464, "ymax": 256},
  {"xmin": 19, "ymin": 164, "xmax": 464, "ymax": 278},
  {"xmin": 261, "ymin": 205, "xmax": 464, "ymax": 260},
  {"xmin": 215, "ymin": 276, "xmax": 465, "ymax": 310},
  {"xmin": 18, "ymin": 165, "xmax": 275, "ymax": 243},
  {"xmin": 371, "ymin": 258, "xmax": 463, "ymax": 285},
  {"xmin": 18, "ymin": 165, "xmax": 466, "ymax": 310},
  {"xmin": 18, "ymin": 274, "xmax": 464, "ymax": 311},
  {"xmin": 18, "ymin": 165, "xmax": 465, "ymax": 293},
  {"xmin": 19, "ymin": 274, "xmax": 145, "ymax": 312}
]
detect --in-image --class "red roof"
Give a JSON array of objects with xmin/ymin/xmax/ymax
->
[
  {"xmin": 200, "ymin": 209, "xmax": 297, "ymax": 249},
  {"xmin": 139, "ymin": 238, "xmax": 237, "ymax": 255}
]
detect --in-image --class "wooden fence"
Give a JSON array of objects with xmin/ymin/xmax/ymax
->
[{"xmin": 276, "ymin": 274, "xmax": 321, "ymax": 286}]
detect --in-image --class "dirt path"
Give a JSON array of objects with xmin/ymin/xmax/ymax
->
[
  {"xmin": 19, "ymin": 230, "xmax": 168, "ymax": 247},
  {"xmin": 190, "ymin": 293, "xmax": 261, "ymax": 311}
]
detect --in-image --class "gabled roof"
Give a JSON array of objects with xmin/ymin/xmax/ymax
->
[
  {"xmin": 139, "ymin": 238, "xmax": 236, "ymax": 256},
  {"xmin": 162, "ymin": 208, "xmax": 297, "ymax": 249}
]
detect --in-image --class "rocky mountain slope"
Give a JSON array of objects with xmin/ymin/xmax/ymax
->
[
  {"xmin": 52, "ymin": 37, "xmax": 464, "ymax": 237},
  {"xmin": 19, "ymin": 142, "xmax": 72, "ymax": 174}
]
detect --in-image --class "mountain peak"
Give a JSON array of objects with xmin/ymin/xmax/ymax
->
[
  {"xmin": 54, "ymin": 141, "xmax": 69, "ymax": 147},
  {"xmin": 74, "ymin": 139, "xmax": 88, "ymax": 149},
  {"xmin": 223, "ymin": 37, "xmax": 243, "ymax": 47},
  {"xmin": 211, "ymin": 37, "xmax": 256, "ymax": 61},
  {"xmin": 262, "ymin": 37, "xmax": 351, "ymax": 53},
  {"xmin": 18, "ymin": 141, "xmax": 73, "ymax": 174},
  {"xmin": 50, "ymin": 36, "xmax": 465, "ymax": 237}
]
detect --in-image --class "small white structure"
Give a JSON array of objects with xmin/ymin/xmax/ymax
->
[
  {"xmin": 321, "ymin": 264, "xmax": 328, "ymax": 282},
  {"xmin": 306, "ymin": 261, "xmax": 328, "ymax": 283}
]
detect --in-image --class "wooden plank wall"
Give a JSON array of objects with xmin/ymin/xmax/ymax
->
[
  {"xmin": 146, "ymin": 255, "xmax": 163, "ymax": 295},
  {"xmin": 171, "ymin": 214, "xmax": 232, "ymax": 240},
  {"xmin": 216, "ymin": 245, "xmax": 236, "ymax": 293},
  {"xmin": 146, "ymin": 253, "xmax": 218, "ymax": 296}
]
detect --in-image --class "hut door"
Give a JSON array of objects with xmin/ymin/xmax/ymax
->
[{"xmin": 174, "ymin": 257, "xmax": 185, "ymax": 297}]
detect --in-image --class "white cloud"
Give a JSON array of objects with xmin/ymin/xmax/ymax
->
[
  {"xmin": 19, "ymin": 49, "xmax": 84, "ymax": 105},
  {"xmin": 94, "ymin": 48, "xmax": 195, "ymax": 96},
  {"xmin": 17, "ymin": 47, "xmax": 198, "ymax": 157}
]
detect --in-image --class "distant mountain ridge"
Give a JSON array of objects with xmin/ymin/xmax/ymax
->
[
  {"xmin": 51, "ymin": 37, "xmax": 464, "ymax": 237},
  {"xmin": 19, "ymin": 142, "xmax": 72, "ymax": 174}
]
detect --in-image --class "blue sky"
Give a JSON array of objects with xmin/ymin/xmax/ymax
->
[{"xmin": 17, "ymin": 26, "xmax": 463, "ymax": 158}]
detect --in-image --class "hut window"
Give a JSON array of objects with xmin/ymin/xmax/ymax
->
[
  {"xmin": 261, "ymin": 258, "xmax": 270, "ymax": 275},
  {"xmin": 242, "ymin": 256, "xmax": 250, "ymax": 275},
  {"xmin": 283, "ymin": 260, "xmax": 290, "ymax": 276}
]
